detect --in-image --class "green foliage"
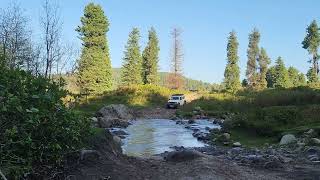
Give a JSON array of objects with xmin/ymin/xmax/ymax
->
[
  {"xmin": 273, "ymin": 57, "xmax": 290, "ymax": 88},
  {"xmin": 266, "ymin": 66, "xmax": 276, "ymax": 88},
  {"xmin": 302, "ymin": 20, "xmax": 320, "ymax": 55},
  {"xmin": 246, "ymin": 28, "xmax": 260, "ymax": 88},
  {"xmin": 76, "ymin": 84, "xmax": 187, "ymax": 116},
  {"xmin": 224, "ymin": 31, "xmax": 241, "ymax": 93},
  {"xmin": 307, "ymin": 67, "xmax": 319, "ymax": 84},
  {"xmin": 298, "ymin": 73, "xmax": 307, "ymax": 86},
  {"xmin": 288, "ymin": 66, "xmax": 306, "ymax": 87},
  {"xmin": 76, "ymin": 3, "xmax": 112, "ymax": 94},
  {"xmin": 257, "ymin": 48, "xmax": 270, "ymax": 89},
  {"xmin": 302, "ymin": 20, "xmax": 320, "ymax": 83},
  {"xmin": 0, "ymin": 67, "xmax": 91, "ymax": 178},
  {"xmin": 180, "ymin": 87, "xmax": 320, "ymax": 138},
  {"xmin": 142, "ymin": 27, "xmax": 160, "ymax": 85},
  {"xmin": 241, "ymin": 79, "xmax": 248, "ymax": 87},
  {"xmin": 121, "ymin": 28, "xmax": 143, "ymax": 85}
]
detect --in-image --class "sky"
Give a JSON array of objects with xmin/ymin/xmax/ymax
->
[{"xmin": 2, "ymin": 0, "xmax": 320, "ymax": 83}]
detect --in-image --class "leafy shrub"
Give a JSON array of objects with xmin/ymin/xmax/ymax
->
[{"xmin": 0, "ymin": 67, "xmax": 91, "ymax": 178}]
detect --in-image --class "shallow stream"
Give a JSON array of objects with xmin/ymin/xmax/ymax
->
[{"xmin": 111, "ymin": 119, "xmax": 220, "ymax": 157}]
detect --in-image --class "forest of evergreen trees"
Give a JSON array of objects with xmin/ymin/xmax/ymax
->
[{"xmin": 224, "ymin": 21, "xmax": 320, "ymax": 92}]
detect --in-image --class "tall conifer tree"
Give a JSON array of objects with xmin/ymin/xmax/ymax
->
[
  {"xmin": 224, "ymin": 31, "xmax": 240, "ymax": 92},
  {"xmin": 274, "ymin": 57, "xmax": 290, "ymax": 88},
  {"xmin": 246, "ymin": 28, "xmax": 260, "ymax": 88},
  {"xmin": 302, "ymin": 20, "xmax": 320, "ymax": 83},
  {"xmin": 121, "ymin": 28, "xmax": 142, "ymax": 85},
  {"xmin": 76, "ymin": 3, "xmax": 112, "ymax": 94},
  {"xmin": 142, "ymin": 27, "xmax": 160, "ymax": 84},
  {"xmin": 257, "ymin": 48, "xmax": 270, "ymax": 89}
]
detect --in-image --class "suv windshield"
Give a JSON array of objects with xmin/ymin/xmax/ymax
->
[{"xmin": 171, "ymin": 96, "xmax": 180, "ymax": 100}]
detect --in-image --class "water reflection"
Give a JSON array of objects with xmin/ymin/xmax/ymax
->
[{"xmin": 121, "ymin": 119, "xmax": 219, "ymax": 157}]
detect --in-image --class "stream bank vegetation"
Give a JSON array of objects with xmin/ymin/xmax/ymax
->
[
  {"xmin": 1, "ymin": 0, "xmax": 320, "ymax": 178},
  {"xmin": 178, "ymin": 87, "xmax": 320, "ymax": 146}
]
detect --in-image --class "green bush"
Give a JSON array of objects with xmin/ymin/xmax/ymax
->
[{"xmin": 0, "ymin": 67, "xmax": 91, "ymax": 178}]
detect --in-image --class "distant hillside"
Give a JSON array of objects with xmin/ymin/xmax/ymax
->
[
  {"xmin": 62, "ymin": 68, "xmax": 218, "ymax": 93},
  {"xmin": 113, "ymin": 68, "xmax": 215, "ymax": 91}
]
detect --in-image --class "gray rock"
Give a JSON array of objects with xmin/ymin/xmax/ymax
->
[
  {"xmin": 98, "ymin": 117, "xmax": 130, "ymax": 128},
  {"xmin": 80, "ymin": 149, "xmax": 100, "ymax": 161},
  {"xmin": 229, "ymin": 147, "xmax": 243, "ymax": 154},
  {"xmin": 243, "ymin": 155, "xmax": 264, "ymax": 163},
  {"xmin": 233, "ymin": 142, "xmax": 241, "ymax": 147},
  {"xmin": 279, "ymin": 134, "xmax": 296, "ymax": 145},
  {"xmin": 112, "ymin": 130, "xmax": 128, "ymax": 136},
  {"xmin": 217, "ymin": 133, "xmax": 230, "ymax": 142},
  {"xmin": 96, "ymin": 104, "xmax": 134, "ymax": 128},
  {"xmin": 264, "ymin": 161, "xmax": 282, "ymax": 169},
  {"xmin": 193, "ymin": 132, "xmax": 210, "ymax": 141},
  {"xmin": 311, "ymin": 138, "xmax": 320, "ymax": 145},
  {"xmin": 209, "ymin": 128, "xmax": 220, "ymax": 134},
  {"xmin": 188, "ymin": 119, "xmax": 195, "ymax": 124},
  {"xmin": 97, "ymin": 104, "xmax": 134, "ymax": 119},
  {"xmin": 304, "ymin": 129, "xmax": 316, "ymax": 137},
  {"xmin": 91, "ymin": 117, "xmax": 98, "ymax": 122},
  {"xmin": 164, "ymin": 149, "xmax": 203, "ymax": 162},
  {"xmin": 306, "ymin": 147, "xmax": 319, "ymax": 155},
  {"xmin": 223, "ymin": 142, "xmax": 230, "ymax": 146},
  {"xmin": 308, "ymin": 154, "xmax": 319, "ymax": 161},
  {"xmin": 297, "ymin": 142, "xmax": 306, "ymax": 147},
  {"xmin": 113, "ymin": 135, "xmax": 123, "ymax": 146}
]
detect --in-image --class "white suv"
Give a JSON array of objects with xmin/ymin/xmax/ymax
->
[{"xmin": 166, "ymin": 94, "xmax": 186, "ymax": 109}]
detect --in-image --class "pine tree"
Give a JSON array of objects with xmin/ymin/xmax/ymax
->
[
  {"xmin": 257, "ymin": 48, "xmax": 270, "ymax": 89},
  {"xmin": 224, "ymin": 31, "xmax": 240, "ymax": 92},
  {"xmin": 302, "ymin": 20, "xmax": 320, "ymax": 83},
  {"xmin": 76, "ymin": 3, "xmax": 112, "ymax": 94},
  {"xmin": 274, "ymin": 57, "xmax": 290, "ymax": 88},
  {"xmin": 142, "ymin": 27, "xmax": 160, "ymax": 84},
  {"xmin": 266, "ymin": 66, "xmax": 276, "ymax": 88},
  {"xmin": 246, "ymin": 28, "xmax": 260, "ymax": 88},
  {"xmin": 287, "ymin": 66, "xmax": 307, "ymax": 87},
  {"xmin": 307, "ymin": 67, "xmax": 318, "ymax": 84},
  {"xmin": 298, "ymin": 73, "xmax": 307, "ymax": 86},
  {"xmin": 121, "ymin": 28, "xmax": 142, "ymax": 86}
]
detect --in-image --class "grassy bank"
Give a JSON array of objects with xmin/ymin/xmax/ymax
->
[
  {"xmin": 74, "ymin": 84, "xmax": 188, "ymax": 116},
  {"xmin": 179, "ymin": 87, "xmax": 320, "ymax": 146}
]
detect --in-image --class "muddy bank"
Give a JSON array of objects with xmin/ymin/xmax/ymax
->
[
  {"xmin": 64, "ymin": 129, "xmax": 289, "ymax": 180},
  {"xmin": 66, "ymin": 105, "xmax": 320, "ymax": 180}
]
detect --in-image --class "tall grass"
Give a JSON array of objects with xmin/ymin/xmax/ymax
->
[
  {"xmin": 75, "ymin": 84, "xmax": 188, "ymax": 116},
  {"xmin": 181, "ymin": 87, "xmax": 320, "ymax": 136}
]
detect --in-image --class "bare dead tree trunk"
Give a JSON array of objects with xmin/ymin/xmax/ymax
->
[
  {"xmin": 167, "ymin": 28, "xmax": 184, "ymax": 89},
  {"xmin": 40, "ymin": 0, "xmax": 62, "ymax": 79}
]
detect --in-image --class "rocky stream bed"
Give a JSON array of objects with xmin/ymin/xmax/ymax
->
[{"xmin": 64, "ymin": 104, "xmax": 320, "ymax": 180}]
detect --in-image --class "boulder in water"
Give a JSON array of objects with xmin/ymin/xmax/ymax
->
[
  {"xmin": 96, "ymin": 104, "xmax": 134, "ymax": 128},
  {"xmin": 279, "ymin": 134, "xmax": 296, "ymax": 145}
]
